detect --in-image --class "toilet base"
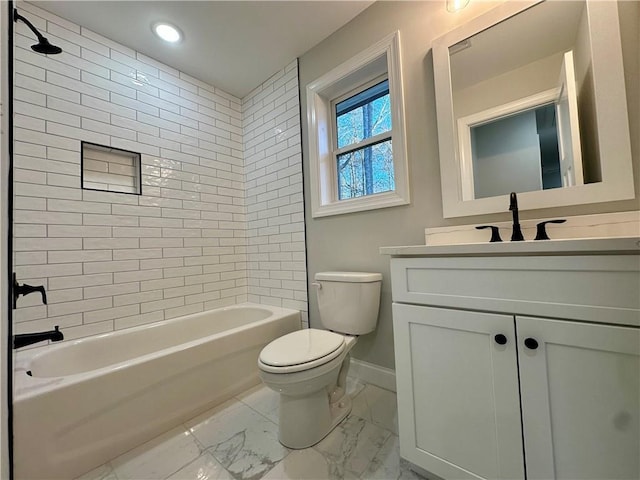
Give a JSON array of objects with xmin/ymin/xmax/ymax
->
[{"xmin": 278, "ymin": 391, "xmax": 352, "ymax": 449}]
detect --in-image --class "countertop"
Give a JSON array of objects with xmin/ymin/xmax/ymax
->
[{"xmin": 380, "ymin": 236, "xmax": 640, "ymax": 257}]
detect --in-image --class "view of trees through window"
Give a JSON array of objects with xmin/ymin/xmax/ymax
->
[{"xmin": 335, "ymin": 80, "xmax": 394, "ymax": 200}]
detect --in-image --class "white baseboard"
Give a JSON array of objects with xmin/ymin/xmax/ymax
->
[{"xmin": 349, "ymin": 358, "xmax": 396, "ymax": 392}]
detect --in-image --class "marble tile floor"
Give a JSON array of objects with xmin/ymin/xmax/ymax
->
[{"xmin": 77, "ymin": 380, "xmax": 426, "ymax": 480}]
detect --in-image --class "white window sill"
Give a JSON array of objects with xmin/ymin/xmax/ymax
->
[{"xmin": 312, "ymin": 190, "xmax": 409, "ymax": 218}]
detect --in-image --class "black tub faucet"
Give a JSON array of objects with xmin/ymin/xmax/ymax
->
[
  {"xmin": 14, "ymin": 326, "xmax": 63, "ymax": 349},
  {"xmin": 13, "ymin": 273, "xmax": 47, "ymax": 309},
  {"xmin": 509, "ymin": 192, "xmax": 525, "ymax": 241}
]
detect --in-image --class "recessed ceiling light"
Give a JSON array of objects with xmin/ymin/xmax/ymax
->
[
  {"xmin": 152, "ymin": 22, "xmax": 182, "ymax": 43},
  {"xmin": 446, "ymin": 0, "xmax": 470, "ymax": 12}
]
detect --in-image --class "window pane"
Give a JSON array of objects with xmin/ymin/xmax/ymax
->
[
  {"xmin": 337, "ymin": 139, "xmax": 394, "ymax": 199},
  {"xmin": 336, "ymin": 80, "xmax": 391, "ymax": 149}
]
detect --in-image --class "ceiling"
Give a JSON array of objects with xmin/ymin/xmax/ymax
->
[{"xmin": 32, "ymin": 1, "xmax": 373, "ymax": 98}]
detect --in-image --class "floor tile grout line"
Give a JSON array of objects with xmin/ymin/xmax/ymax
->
[
  {"xmin": 179, "ymin": 393, "xmax": 281, "ymax": 480},
  {"xmin": 161, "ymin": 450, "xmax": 221, "ymax": 480},
  {"xmin": 159, "ymin": 441, "xmax": 202, "ymax": 480},
  {"xmin": 108, "ymin": 461, "xmax": 120, "ymax": 480},
  {"xmin": 234, "ymin": 397, "xmax": 279, "ymax": 426},
  {"xmin": 176, "ymin": 419, "xmax": 227, "ymax": 480}
]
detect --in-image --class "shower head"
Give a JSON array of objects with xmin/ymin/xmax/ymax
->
[
  {"xmin": 14, "ymin": 9, "xmax": 63, "ymax": 55},
  {"xmin": 30, "ymin": 37, "xmax": 63, "ymax": 55}
]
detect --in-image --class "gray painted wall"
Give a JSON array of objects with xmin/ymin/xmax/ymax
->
[
  {"xmin": 453, "ymin": 53, "xmax": 562, "ymax": 120},
  {"xmin": 472, "ymin": 110, "xmax": 542, "ymax": 199},
  {"xmin": 299, "ymin": 0, "xmax": 640, "ymax": 370}
]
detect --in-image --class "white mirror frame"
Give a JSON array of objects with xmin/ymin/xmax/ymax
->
[{"xmin": 433, "ymin": 0, "xmax": 635, "ymax": 218}]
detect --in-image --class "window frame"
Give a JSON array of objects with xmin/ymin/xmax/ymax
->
[{"xmin": 306, "ymin": 31, "xmax": 409, "ymax": 218}]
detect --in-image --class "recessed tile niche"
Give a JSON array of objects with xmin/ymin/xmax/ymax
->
[{"xmin": 81, "ymin": 142, "xmax": 141, "ymax": 195}]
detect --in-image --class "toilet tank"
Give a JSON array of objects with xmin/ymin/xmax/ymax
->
[{"xmin": 315, "ymin": 272, "xmax": 382, "ymax": 335}]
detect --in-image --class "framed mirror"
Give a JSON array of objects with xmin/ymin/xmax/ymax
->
[{"xmin": 433, "ymin": 0, "xmax": 634, "ymax": 218}]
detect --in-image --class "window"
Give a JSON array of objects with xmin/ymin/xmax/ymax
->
[
  {"xmin": 307, "ymin": 32, "xmax": 409, "ymax": 217},
  {"xmin": 334, "ymin": 78, "xmax": 394, "ymax": 200}
]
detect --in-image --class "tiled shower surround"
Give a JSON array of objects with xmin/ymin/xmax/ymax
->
[
  {"xmin": 12, "ymin": 3, "xmax": 307, "ymax": 342},
  {"xmin": 243, "ymin": 65, "xmax": 307, "ymax": 318}
]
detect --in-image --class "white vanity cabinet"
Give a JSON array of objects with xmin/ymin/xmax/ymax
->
[
  {"xmin": 386, "ymin": 244, "xmax": 640, "ymax": 480},
  {"xmin": 393, "ymin": 304, "xmax": 525, "ymax": 480},
  {"xmin": 516, "ymin": 316, "xmax": 639, "ymax": 480}
]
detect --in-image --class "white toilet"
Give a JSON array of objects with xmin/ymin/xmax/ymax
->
[{"xmin": 258, "ymin": 271, "xmax": 382, "ymax": 449}]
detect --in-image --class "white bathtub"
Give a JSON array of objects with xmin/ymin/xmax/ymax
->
[{"xmin": 13, "ymin": 303, "xmax": 300, "ymax": 480}]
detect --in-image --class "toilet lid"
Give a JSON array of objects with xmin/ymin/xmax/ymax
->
[{"xmin": 259, "ymin": 329, "xmax": 345, "ymax": 368}]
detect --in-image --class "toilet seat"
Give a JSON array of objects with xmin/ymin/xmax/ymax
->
[{"xmin": 259, "ymin": 329, "xmax": 345, "ymax": 374}]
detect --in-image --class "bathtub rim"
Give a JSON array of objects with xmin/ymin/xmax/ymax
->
[{"xmin": 14, "ymin": 302, "xmax": 300, "ymax": 401}]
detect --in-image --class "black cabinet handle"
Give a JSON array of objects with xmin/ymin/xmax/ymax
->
[
  {"xmin": 494, "ymin": 334, "xmax": 507, "ymax": 345},
  {"xmin": 524, "ymin": 337, "xmax": 539, "ymax": 350}
]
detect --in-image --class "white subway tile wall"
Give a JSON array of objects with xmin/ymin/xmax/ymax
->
[
  {"xmin": 243, "ymin": 63, "xmax": 308, "ymax": 327},
  {"xmin": 13, "ymin": 2, "xmax": 307, "ymax": 341}
]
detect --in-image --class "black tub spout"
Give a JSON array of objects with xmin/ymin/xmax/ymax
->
[{"xmin": 14, "ymin": 326, "xmax": 63, "ymax": 349}]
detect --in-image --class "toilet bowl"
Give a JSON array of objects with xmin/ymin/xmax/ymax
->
[
  {"xmin": 259, "ymin": 329, "xmax": 357, "ymax": 448},
  {"xmin": 258, "ymin": 272, "xmax": 382, "ymax": 449}
]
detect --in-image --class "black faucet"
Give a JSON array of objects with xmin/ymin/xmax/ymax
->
[
  {"xmin": 475, "ymin": 225, "xmax": 502, "ymax": 243},
  {"xmin": 509, "ymin": 192, "xmax": 525, "ymax": 241},
  {"xmin": 14, "ymin": 326, "xmax": 63, "ymax": 349},
  {"xmin": 13, "ymin": 273, "xmax": 47, "ymax": 309}
]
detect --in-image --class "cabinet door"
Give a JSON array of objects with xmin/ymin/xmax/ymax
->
[
  {"xmin": 517, "ymin": 316, "xmax": 640, "ymax": 479},
  {"xmin": 394, "ymin": 304, "xmax": 524, "ymax": 480}
]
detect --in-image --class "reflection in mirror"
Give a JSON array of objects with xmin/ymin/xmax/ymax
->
[
  {"xmin": 450, "ymin": 1, "xmax": 589, "ymax": 199},
  {"xmin": 470, "ymin": 102, "xmax": 562, "ymax": 199},
  {"xmin": 433, "ymin": 0, "xmax": 634, "ymax": 217}
]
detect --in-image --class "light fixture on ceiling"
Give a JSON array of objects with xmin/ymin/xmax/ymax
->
[
  {"xmin": 447, "ymin": 0, "xmax": 470, "ymax": 13},
  {"xmin": 152, "ymin": 22, "xmax": 182, "ymax": 43}
]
